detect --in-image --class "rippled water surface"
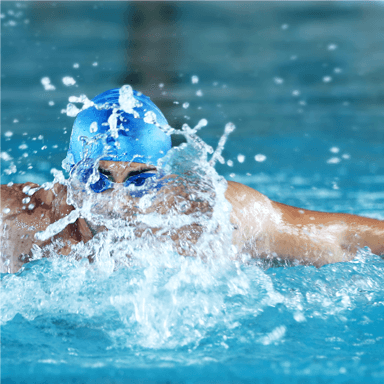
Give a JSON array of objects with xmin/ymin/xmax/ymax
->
[{"xmin": 2, "ymin": 2, "xmax": 384, "ymax": 383}]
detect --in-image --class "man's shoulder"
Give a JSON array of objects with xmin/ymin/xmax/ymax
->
[
  {"xmin": 226, "ymin": 180, "xmax": 269, "ymax": 204},
  {"xmin": 1, "ymin": 182, "xmax": 69, "ymax": 219}
]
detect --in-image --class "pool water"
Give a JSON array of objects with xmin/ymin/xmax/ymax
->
[{"xmin": 2, "ymin": 2, "xmax": 384, "ymax": 383}]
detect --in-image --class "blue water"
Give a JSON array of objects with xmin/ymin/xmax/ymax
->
[{"xmin": 2, "ymin": 2, "xmax": 384, "ymax": 383}]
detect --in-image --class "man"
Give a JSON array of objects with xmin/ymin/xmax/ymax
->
[{"xmin": 1, "ymin": 86, "xmax": 383, "ymax": 273}]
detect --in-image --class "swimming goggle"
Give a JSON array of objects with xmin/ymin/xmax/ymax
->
[{"xmin": 71, "ymin": 160, "xmax": 166, "ymax": 197}]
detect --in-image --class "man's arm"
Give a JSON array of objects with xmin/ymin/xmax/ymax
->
[
  {"xmin": 0, "ymin": 182, "xmax": 86, "ymax": 273},
  {"xmin": 226, "ymin": 181, "xmax": 384, "ymax": 266}
]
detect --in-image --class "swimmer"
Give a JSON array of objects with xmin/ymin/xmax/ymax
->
[{"xmin": 1, "ymin": 87, "xmax": 383, "ymax": 273}]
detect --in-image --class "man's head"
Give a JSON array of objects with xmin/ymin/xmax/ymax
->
[
  {"xmin": 65, "ymin": 86, "xmax": 171, "ymax": 168},
  {"xmin": 65, "ymin": 86, "xmax": 172, "ymax": 194}
]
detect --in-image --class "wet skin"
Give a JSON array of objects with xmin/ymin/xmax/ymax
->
[{"xmin": 1, "ymin": 160, "xmax": 384, "ymax": 273}]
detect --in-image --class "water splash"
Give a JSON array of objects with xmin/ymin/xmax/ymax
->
[{"xmin": 2, "ymin": 86, "xmax": 264, "ymax": 349}]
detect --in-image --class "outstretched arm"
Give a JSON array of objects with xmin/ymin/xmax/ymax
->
[{"xmin": 226, "ymin": 181, "xmax": 384, "ymax": 266}]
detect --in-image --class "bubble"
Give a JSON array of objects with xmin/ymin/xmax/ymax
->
[
  {"xmin": 327, "ymin": 43, "xmax": 338, "ymax": 51},
  {"xmin": 227, "ymin": 160, "xmax": 234, "ymax": 167},
  {"xmin": 182, "ymin": 102, "xmax": 190, "ymax": 109},
  {"xmin": 13, "ymin": 119, "xmax": 19, "ymax": 123},
  {"xmin": 254, "ymin": 154, "xmax": 267, "ymax": 162},
  {"xmin": 62, "ymin": 76, "xmax": 76, "ymax": 86},
  {"xmin": 28, "ymin": 204, "xmax": 35, "ymax": 210},
  {"xmin": 19, "ymin": 144, "xmax": 28, "ymax": 150},
  {"xmin": 342, "ymin": 154, "xmax": 350, "ymax": 160},
  {"xmin": 48, "ymin": 101, "xmax": 55, "ymax": 106},
  {"xmin": 73, "ymin": 63, "xmax": 80, "ymax": 68},
  {"xmin": 159, "ymin": 83, "xmax": 164, "ymax": 88},
  {"xmin": 4, "ymin": 131, "xmax": 13, "ymax": 137},
  {"xmin": 2, "ymin": 208, "xmax": 10, "ymax": 214},
  {"xmin": 323, "ymin": 76, "xmax": 332, "ymax": 83},
  {"xmin": 292, "ymin": 90, "xmax": 300, "ymax": 96},
  {"xmin": 281, "ymin": 24, "xmax": 289, "ymax": 30},
  {"xmin": 22, "ymin": 197, "xmax": 31, "ymax": 204},
  {"xmin": 196, "ymin": 90, "xmax": 203, "ymax": 97},
  {"xmin": 92, "ymin": 62, "xmax": 98, "ymax": 67},
  {"xmin": 334, "ymin": 67, "xmax": 342, "ymax": 73},
  {"xmin": 191, "ymin": 75, "xmax": 199, "ymax": 84}
]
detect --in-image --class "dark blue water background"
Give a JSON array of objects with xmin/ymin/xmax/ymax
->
[{"xmin": 2, "ymin": 2, "xmax": 384, "ymax": 383}]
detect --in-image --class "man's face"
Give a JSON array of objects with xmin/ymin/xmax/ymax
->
[{"xmin": 97, "ymin": 160, "xmax": 157, "ymax": 185}]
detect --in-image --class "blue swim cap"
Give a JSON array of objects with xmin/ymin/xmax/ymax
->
[{"xmin": 65, "ymin": 86, "xmax": 171, "ymax": 167}]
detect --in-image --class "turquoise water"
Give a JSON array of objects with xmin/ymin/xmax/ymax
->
[{"xmin": 2, "ymin": 2, "xmax": 384, "ymax": 383}]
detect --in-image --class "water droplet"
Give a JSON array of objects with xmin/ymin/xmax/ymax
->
[
  {"xmin": 1, "ymin": 152, "xmax": 12, "ymax": 161},
  {"xmin": 65, "ymin": 103, "xmax": 81, "ymax": 117},
  {"xmin": 22, "ymin": 197, "xmax": 31, "ymax": 204},
  {"xmin": 274, "ymin": 77, "xmax": 284, "ymax": 85},
  {"xmin": 254, "ymin": 154, "xmax": 266, "ymax": 162},
  {"xmin": 41, "ymin": 77, "xmax": 56, "ymax": 91},
  {"xmin": 62, "ymin": 76, "xmax": 76, "ymax": 86},
  {"xmin": 144, "ymin": 111, "xmax": 157, "ymax": 125},
  {"xmin": 327, "ymin": 157, "xmax": 341, "ymax": 164},
  {"xmin": 237, "ymin": 154, "xmax": 245, "ymax": 163},
  {"xmin": 90, "ymin": 122, "xmax": 98, "ymax": 133},
  {"xmin": 2, "ymin": 208, "xmax": 10, "ymax": 214}
]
